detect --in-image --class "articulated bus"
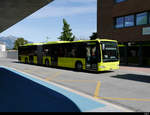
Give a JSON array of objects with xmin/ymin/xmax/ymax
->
[{"xmin": 18, "ymin": 39, "xmax": 120, "ymax": 72}]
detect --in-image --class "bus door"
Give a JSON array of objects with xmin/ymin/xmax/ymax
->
[
  {"xmin": 37, "ymin": 45, "xmax": 43, "ymax": 65},
  {"xmin": 86, "ymin": 42, "xmax": 99, "ymax": 70},
  {"xmin": 51, "ymin": 45, "xmax": 58, "ymax": 67}
]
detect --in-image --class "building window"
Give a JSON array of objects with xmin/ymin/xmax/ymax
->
[
  {"xmin": 115, "ymin": 17, "xmax": 124, "ymax": 28},
  {"xmin": 136, "ymin": 12, "xmax": 148, "ymax": 25},
  {"xmin": 115, "ymin": 0, "xmax": 126, "ymax": 3},
  {"xmin": 149, "ymin": 12, "xmax": 150, "ymax": 24},
  {"xmin": 125, "ymin": 15, "xmax": 135, "ymax": 27},
  {"xmin": 114, "ymin": 11, "xmax": 150, "ymax": 29}
]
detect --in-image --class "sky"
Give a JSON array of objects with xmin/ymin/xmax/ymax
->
[{"xmin": 1, "ymin": 0, "xmax": 97, "ymax": 43}]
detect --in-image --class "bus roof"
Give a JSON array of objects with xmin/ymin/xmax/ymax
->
[
  {"xmin": 21, "ymin": 39, "xmax": 118, "ymax": 46},
  {"xmin": 22, "ymin": 43, "xmax": 43, "ymax": 46},
  {"xmin": 44, "ymin": 39, "xmax": 117, "ymax": 45}
]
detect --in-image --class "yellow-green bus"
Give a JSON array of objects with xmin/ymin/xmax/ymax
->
[{"xmin": 18, "ymin": 39, "xmax": 120, "ymax": 72}]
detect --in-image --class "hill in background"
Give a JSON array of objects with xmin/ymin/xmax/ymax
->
[
  {"xmin": 0, "ymin": 36, "xmax": 33, "ymax": 49},
  {"xmin": 0, "ymin": 35, "xmax": 17, "ymax": 49}
]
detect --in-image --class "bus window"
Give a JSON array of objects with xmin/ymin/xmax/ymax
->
[
  {"xmin": 43, "ymin": 45, "xmax": 50, "ymax": 56},
  {"xmin": 86, "ymin": 47, "xmax": 91, "ymax": 62},
  {"xmin": 75, "ymin": 43, "xmax": 86, "ymax": 58},
  {"xmin": 84, "ymin": 42, "xmax": 100, "ymax": 70},
  {"xmin": 92, "ymin": 46, "xmax": 96, "ymax": 56},
  {"xmin": 101, "ymin": 41, "xmax": 119, "ymax": 62},
  {"xmin": 62, "ymin": 44, "xmax": 76, "ymax": 58},
  {"xmin": 50, "ymin": 45, "xmax": 58, "ymax": 57},
  {"xmin": 91, "ymin": 46, "xmax": 97, "ymax": 62},
  {"xmin": 58, "ymin": 47, "xmax": 64, "ymax": 57},
  {"xmin": 64, "ymin": 47, "xmax": 68, "ymax": 57},
  {"xmin": 71, "ymin": 48, "xmax": 76, "ymax": 57}
]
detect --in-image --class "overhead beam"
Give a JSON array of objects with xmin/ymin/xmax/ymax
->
[{"xmin": 0, "ymin": 0, "xmax": 53, "ymax": 33}]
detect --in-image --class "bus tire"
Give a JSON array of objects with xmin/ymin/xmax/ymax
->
[
  {"xmin": 45, "ymin": 59, "xmax": 49, "ymax": 67},
  {"xmin": 75, "ymin": 61, "xmax": 83, "ymax": 71}
]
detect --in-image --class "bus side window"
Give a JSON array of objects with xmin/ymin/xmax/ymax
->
[
  {"xmin": 58, "ymin": 46, "xmax": 64, "ymax": 57},
  {"xmin": 71, "ymin": 48, "xmax": 76, "ymax": 57},
  {"xmin": 63, "ymin": 44, "xmax": 73, "ymax": 57},
  {"xmin": 45, "ymin": 48, "xmax": 49, "ymax": 56},
  {"xmin": 64, "ymin": 48, "xmax": 67, "ymax": 57},
  {"xmin": 75, "ymin": 43, "xmax": 86, "ymax": 58},
  {"xmin": 54, "ymin": 46, "xmax": 58, "ymax": 57},
  {"xmin": 50, "ymin": 45, "xmax": 58, "ymax": 57},
  {"xmin": 68, "ymin": 44, "xmax": 75, "ymax": 57}
]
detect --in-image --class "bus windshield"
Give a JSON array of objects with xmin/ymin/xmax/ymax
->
[{"xmin": 101, "ymin": 41, "xmax": 119, "ymax": 62}]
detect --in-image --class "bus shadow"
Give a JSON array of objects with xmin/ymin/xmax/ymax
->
[
  {"xmin": 111, "ymin": 74, "xmax": 150, "ymax": 83},
  {"xmin": 0, "ymin": 67, "xmax": 81, "ymax": 112},
  {"xmin": 120, "ymin": 63, "xmax": 150, "ymax": 68}
]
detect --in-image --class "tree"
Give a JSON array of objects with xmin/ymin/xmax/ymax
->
[
  {"xmin": 58, "ymin": 18, "xmax": 75, "ymax": 41},
  {"xmin": 90, "ymin": 32, "xmax": 98, "ymax": 40},
  {"xmin": 14, "ymin": 38, "xmax": 28, "ymax": 50}
]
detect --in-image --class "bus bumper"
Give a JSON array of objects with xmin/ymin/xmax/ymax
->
[{"xmin": 98, "ymin": 62, "xmax": 120, "ymax": 71}]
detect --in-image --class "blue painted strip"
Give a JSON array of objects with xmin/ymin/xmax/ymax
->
[{"xmin": 1, "ymin": 66, "xmax": 106, "ymax": 112}]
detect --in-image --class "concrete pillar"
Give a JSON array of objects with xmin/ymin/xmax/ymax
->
[
  {"xmin": 139, "ymin": 45, "xmax": 143, "ymax": 66},
  {"xmin": 124, "ymin": 44, "xmax": 128, "ymax": 65}
]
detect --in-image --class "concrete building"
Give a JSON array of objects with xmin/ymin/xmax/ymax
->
[
  {"xmin": 0, "ymin": 42, "xmax": 6, "ymax": 57},
  {"xmin": 0, "ymin": 42, "xmax": 6, "ymax": 52},
  {"xmin": 97, "ymin": 0, "xmax": 150, "ymax": 66}
]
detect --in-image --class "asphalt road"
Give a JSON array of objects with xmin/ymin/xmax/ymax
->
[{"xmin": 1, "ymin": 58, "xmax": 150, "ymax": 112}]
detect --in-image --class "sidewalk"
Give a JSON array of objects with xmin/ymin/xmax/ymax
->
[
  {"xmin": 120, "ymin": 66, "xmax": 150, "ymax": 74},
  {"xmin": 0, "ymin": 66, "xmax": 132, "ymax": 112}
]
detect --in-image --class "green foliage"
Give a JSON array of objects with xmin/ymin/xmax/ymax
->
[
  {"xmin": 58, "ymin": 18, "xmax": 75, "ymax": 41},
  {"xmin": 14, "ymin": 38, "xmax": 28, "ymax": 50},
  {"xmin": 90, "ymin": 32, "xmax": 98, "ymax": 40}
]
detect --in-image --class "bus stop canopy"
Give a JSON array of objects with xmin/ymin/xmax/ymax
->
[{"xmin": 0, "ymin": 0, "xmax": 53, "ymax": 33}]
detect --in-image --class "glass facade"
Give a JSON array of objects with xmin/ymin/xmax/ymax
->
[{"xmin": 136, "ymin": 12, "xmax": 148, "ymax": 25}]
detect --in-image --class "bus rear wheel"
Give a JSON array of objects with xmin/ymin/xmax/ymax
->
[{"xmin": 75, "ymin": 62, "xmax": 83, "ymax": 71}]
